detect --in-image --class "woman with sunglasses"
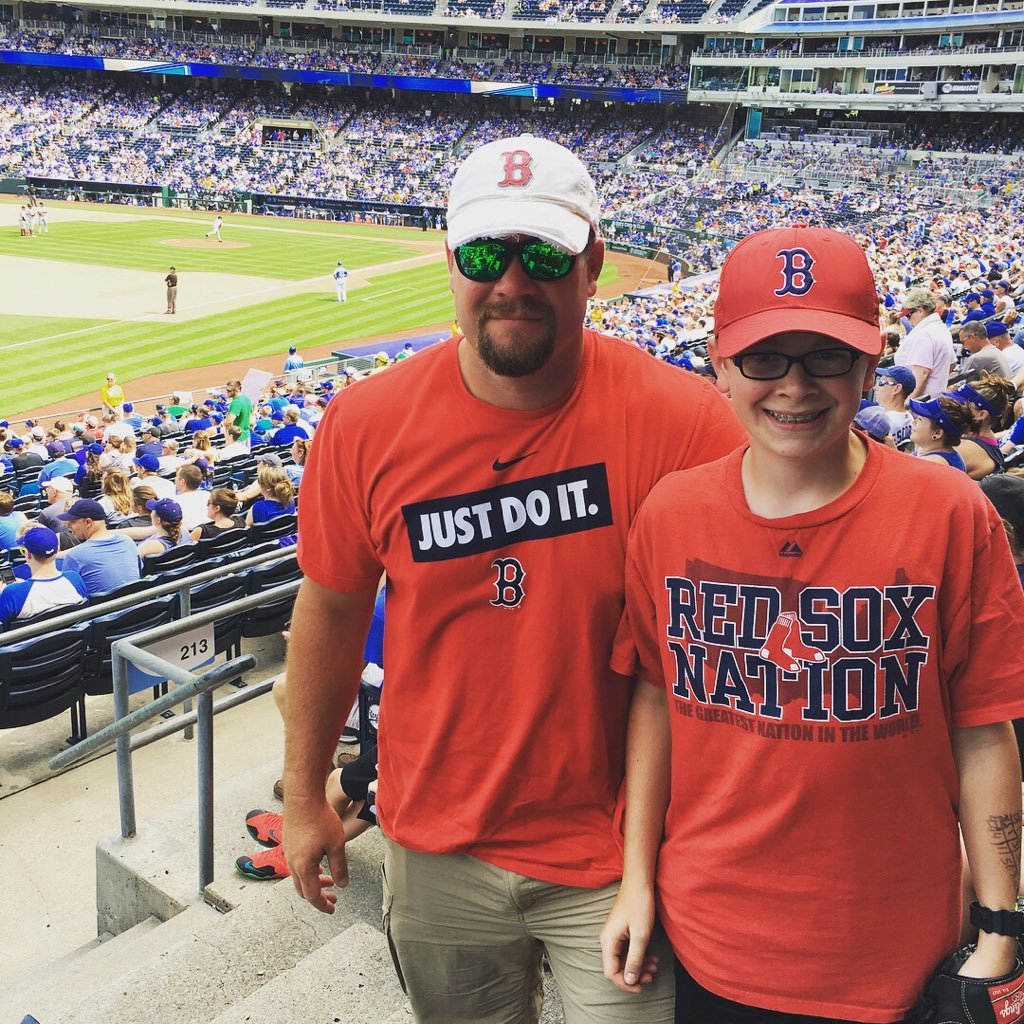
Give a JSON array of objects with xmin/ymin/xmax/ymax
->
[
  {"xmin": 190, "ymin": 487, "xmax": 245, "ymax": 542},
  {"xmin": 908, "ymin": 394, "xmax": 981, "ymax": 471},
  {"xmin": 946, "ymin": 375, "xmax": 1017, "ymax": 480}
]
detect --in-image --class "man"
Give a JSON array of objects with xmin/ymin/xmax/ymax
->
[
  {"xmin": 960, "ymin": 291, "xmax": 987, "ymax": 325},
  {"xmin": 132, "ymin": 454, "xmax": 176, "ymax": 499},
  {"xmin": 605, "ymin": 225, "xmax": 1024, "ymax": 1024},
  {"xmin": 872, "ymin": 364, "xmax": 915, "ymax": 448},
  {"xmin": 38, "ymin": 476, "xmax": 77, "ymax": 546},
  {"xmin": 0, "ymin": 526, "xmax": 89, "ymax": 627},
  {"xmin": 225, "ymin": 379, "xmax": 253, "ymax": 446},
  {"xmin": 269, "ymin": 406, "xmax": 309, "ymax": 447},
  {"xmin": 959, "ymin": 320, "xmax": 1012, "ymax": 378},
  {"xmin": 205, "ymin": 214, "xmax": 224, "ymax": 242},
  {"xmin": 333, "ymin": 260, "xmax": 348, "ymax": 302},
  {"xmin": 137, "ymin": 426, "xmax": 164, "ymax": 459},
  {"xmin": 165, "ymin": 267, "xmax": 178, "ymax": 315},
  {"xmin": 38, "ymin": 442, "xmax": 78, "ymax": 485},
  {"xmin": 8, "ymin": 437, "xmax": 44, "ymax": 476},
  {"xmin": 174, "ymin": 463, "xmax": 209, "ymax": 533},
  {"xmin": 284, "ymin": 346, "xmax": 305, "ymax": 372},
  {"xmin": 394, "ymin": 342, "xmax": 415, "ymax": 361},
  {"xmin": 158, "ymin": 438, "xmax": 185, "ymax": 473},
  {"xmin": 985, "ymin": 319, "xmax": 1024, "ymax": 385},
  {"xmin": 122, "ymin": 402, "xmax": 143, "ymax": 430},
  {"xmin": 284, "ymin": 135, "xmax": 745, "ymax": 1024},
  {"xmin": 58, "ymin": 498, "xmax": 141, "ymax": 597},
  {"xmin": 100, "ymin": 373, "xmax": 126, "ymax": 415},
  {"xmin": 894, "ymin": 286, "xmax": 955, "ymax": 399}
]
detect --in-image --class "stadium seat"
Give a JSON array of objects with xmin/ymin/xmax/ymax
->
[
  {"xmin": 83, "ymin": 594, "xmax": 179, "ymax": 697},
  {"xmin": 249, "ymin": 514, "xmax": 297, "ymax": 543},
  {"xmin": 90, "ymin": 578, "xmax": 156, "ymax": 606},
  {"xmin": 187, "ymin": 576, "xmax": 249, "ymax": 660},
  {"xmin": 242, "ymin": 553, "xmax": 303, "ymax": 638},
  {"xmin": 194, "ymin": 530, "xmax": 250, "ymax": 560},
  {"xmin": 0, "ymin": 622, "xmax": 90, "ymax": 743},
  {"xmin": 141, "ymin": 545, "xmax": 196, "ymax": 577}
]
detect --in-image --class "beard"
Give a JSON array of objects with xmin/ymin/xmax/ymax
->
[{"xmin": 475, "ymin": 300, "xmax": 557, "ymax": 378}]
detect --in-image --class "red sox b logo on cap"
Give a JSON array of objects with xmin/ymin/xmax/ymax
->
[
  {"xmin": 774, "ymin": 247, "xmax": 816, "ymax": 297},
  {"xmin": 498, "ymin": 150, "xmax": 534, "ymax": 188}
]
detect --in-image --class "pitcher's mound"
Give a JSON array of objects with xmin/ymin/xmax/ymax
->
[{"xmin": 163, "ymin": 238, "xmax": 250, "ymax": 250}]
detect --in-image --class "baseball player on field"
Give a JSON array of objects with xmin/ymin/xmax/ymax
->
[
  {"xmin": 333, "ymin": 260, "xmax": 348, "ymax": 302},
  {"xmin": 603, "ymin": 225, "xmax": 1024, "ymax": 1024},
  {"xmin": 205, "ymin": 215, "xmax": 224, "ymax": 242}
]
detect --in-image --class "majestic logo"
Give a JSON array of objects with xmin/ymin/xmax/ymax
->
[
  {"xmin": 774, "ymin": 247, "xmax": 816, "ymax": 297},
  {"xmin": 491, "ymin": 558, "xmax": 526, "ymax": 608},
  {"xmin": 493, "ymin": 452, "xmax": 538, "ymax": 472},
  {"xmin": 779, "ymin": 541, "xmax": 803, "ymax": 557},
  {"xmin": 498, "ymin": 150, "xmax": 534, "ymax": 188}
]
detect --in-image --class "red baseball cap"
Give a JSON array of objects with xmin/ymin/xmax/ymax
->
[{"xmin": 714, "ymin": 226, "xmax": 881, "ymax": 359}]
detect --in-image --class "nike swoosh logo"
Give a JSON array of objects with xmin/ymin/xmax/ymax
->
[{"xmin": 492, "ymin": 452, "xmax": 539, "ymax": 472}]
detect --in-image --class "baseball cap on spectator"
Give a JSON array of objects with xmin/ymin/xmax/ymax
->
[
  {"xmin": 87, "ymin": 442, "xmax": 104, "ymax": 455},
  {"xmin": 714, "ymin": 226, "xmax": 881, "ymax": 359},
  {"xmin": 271, "ymin": 411, "xmax": 283, "ymax": 422},
  {"xmin": 446, "ymin": 134, "xmax": 600, "ymax": 255},
  {"xmin": 986, "ymin": 321, "xmax": 1010, "ymax": 339},
  {"xmin": 0, "ymin": 420, "xmax": 7, "ymax": 428},
  {"xmin": 195, "ymin": 458, "xmax": 212, "ymax": 472},
  {"xmin": 908, "ymin": 398, "xmax": 963, "ymax": 440},
  {"xmin": 85, "ymin": 415, "xmax": 98, "ymax": 427},
  {"xmin": 257, "ymin": 453, "xmax": 283, "ymax": 467},
  {"xmin": 45, "ymin": 476, "xmax": 73, "ymax": 494},
  {"xmin": 211, "ymin": 413, "xmax": 223, "ymax": 424},
  {"xmin": 982, "ymin": 289, "xmax": 995, "ymax": 300},
  {"xmin": 72, "ymin": 423, "xmax": 84, "ymax": 434},
  {"xmin": 31, "ymin": 425, "xmax": 44, "ymax": 439},
  {"xmin": 854, "ymin": 405, "xmax": 891, "ymax": 442},
  {"xmin": 134, "ymin": 454, "xmax": 160, "ymax": 472},
  {"xmin": 875, "ymin": 365, "xmax": 916, "ymax": 392},
  {"xmin": 106, "ymin": 373, "xmax": 115, "ymax": 381},
  {"xmin": 58, "ymin": 498, "xmax": 106, "ymax": 521},
  {"xmin": 965, "ymin": 292, "xmax": 981, "ymax": 304},
  {"xmin": 47, "ymin": 441, "xmax": 66, "ymax": 458},
  {"xmin": 146, "ymin": 498, "xmax": 183, "ymax": 522},
  {"xmin": 124, "ymin": 402, "xmax": 133, "ymax": 412},
  {"xmin": 8, "ymin": 438, "xmax": 24, "ymax": 449},
  {"xmin": 20, "ymin": 526, "xmax": 60, "ymax": 558},
  {"xmin": 151, "ymin": 416, "xmax": 163, "ymax": 428}
]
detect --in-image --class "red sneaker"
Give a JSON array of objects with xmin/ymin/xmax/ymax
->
[
  {"xmin": 235, "ymin": 845, "xmax": 290, "ymax": 880},
  {"xmin": 245, "ymin": 809, "xmax": 283, "ymax": 848}
]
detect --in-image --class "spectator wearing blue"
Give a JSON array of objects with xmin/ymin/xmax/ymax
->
[
  {"xmin": 137, "ymin": 498, "xmax": 193, "ymax": 558},
  {"xmin": 853, "ymin": 404, "xmax": 895, "ymax": 447},
  {"xmin": 244, "ymin": 465, "xmax": 295, "ymax": 526},
  {"xmin": 873, "ymin": 365, "xmax": 916, "ymax": 448},
  {"xmin": 38, "ymin": 442, "xmax": 78, "ymax": 485},
  {"xmin": 122, "ymin": 402, "xmax": 143, "ymax": 430},
  {"xmin": 0, "ymin": 526, "xmax": 88, "ymax": 627},
  {"xmin": 136, "ymin": 425, "xmax": 164, "ymax": 459},
  {"xmin": 960, "ymin": 292, "xmax": 987, "ymax": 325},
  {"xmin": 0, "ymin": 491, "xmax": 29, "ymax": 552},
  {"xmin": 986, "ymin": 320, "xmax": 1024, "ymax": 383},
  {"xmin": 270, "ymin": 407, "xmax": 309, "ymax": 447},
  {"xmin": 980, "ymin": 288, "xmax": 997, "ymax": 318},
  {"xmin": 960, "ymin": 321, "xmax": 1012, "ymax": 378},
  {"xmin": 284, "ymin": 346, "xmax": 305, "ymax": 372},
  {"xmin": 58, "ymin": 498, "xmax": 141, "ymax": 597},
  {"xmin": 184, "ymin": 405, "xmax": 214, "ymax": 433}
]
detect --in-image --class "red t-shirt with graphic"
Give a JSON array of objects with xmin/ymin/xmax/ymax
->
[
  {"xmin": 614, "ymin": 441, "xmax": 1024, "ymax": 1021},
  {"xmin": 299, "ymin": 331, "xmax": 745, "ymax": 888}
]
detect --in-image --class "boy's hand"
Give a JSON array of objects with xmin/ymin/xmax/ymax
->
[{"xmin": 599, "ymin": 882, "xmax": 660, "ymax": 994}]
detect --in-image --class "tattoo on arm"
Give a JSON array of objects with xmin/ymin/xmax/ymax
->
[{"xmin": 987, "ymin": 812, "xmax": 1023, "ymax": 883}]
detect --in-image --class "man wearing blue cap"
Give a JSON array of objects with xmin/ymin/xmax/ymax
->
[
  {"xmin": 132, "ymin": 454, "xmax": 176, "ymax": 499},
  {"xmin": 0, "ymin": 526, "xmax": 88, "ymax": 627},
  {"xmin": 960, "ymin": 292, "xmax": 987, "ymax": 325},
  {"xmin": 57, "ymin": 499, "xmax": 141, "ymax": 597},
  {"xmin": 959, "ymin": 321, "xmax": 1011, "ymax": 377},
  {"xmin": 873, "ymin": 364, "xmax": 915, "ymax": 447},
  {"xmin": 985, "ymin": 319, "xmax": 1024, "ymax": 384}
]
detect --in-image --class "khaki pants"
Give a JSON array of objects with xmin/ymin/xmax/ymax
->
[
  {"xmin": 382, "ymin": 837, "xmax": 674, "ymax": 1024},
  {"xmin": 166, "ymin": 285, "xmax": 177, "ymax": 313}
]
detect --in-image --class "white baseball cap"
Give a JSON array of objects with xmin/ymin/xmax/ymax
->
[
  {"xmin": 45, "ymin": 476, "xmax": 74, "ymax": 493},
  {"xmin": 446, "ymin": 135, "xmax": 600, "ymax": 255}
]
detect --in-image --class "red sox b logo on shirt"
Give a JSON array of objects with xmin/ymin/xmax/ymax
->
[{"xmin": 498, "ymin": 150, "xmax": 534, "ymax": 188}]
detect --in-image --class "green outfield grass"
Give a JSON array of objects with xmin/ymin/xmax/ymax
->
[{"xmin": 3, "ymin": 202, "xmax": 620, "ymax": 416}]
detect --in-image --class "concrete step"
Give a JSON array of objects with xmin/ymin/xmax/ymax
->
[
  {"xmin": 8, "ymin": 903, "xmax": 223, "ymax": 1024},
  {"xmin": 211, "ymin": 921, "xmax": 406, "ymax": 1024},
  {"xmin": 26, "ymin": 858, "xmax": 383, "ymax": 1024}
]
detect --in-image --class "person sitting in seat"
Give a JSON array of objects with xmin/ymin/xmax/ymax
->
[
  {"xmin": 190, "ymin": 487, "xmax": 246, "ymax": 541},
  {"xmin": 0, "ymin": 491, "xmax": 29, "ymax": 553},
  {"xmin": 946, "ymin": 375, "xmax": 1017, "ymax": 480},
  {"xmin": 58, "ymin": 498, "xmax": 141, "ymax": 597},
  {"xmin": 909, "ymin": 394, "xmax": 982, "ymax": 471},
  {"xmin": 245, "ymin": 466, "xmax": 295, "ymax": 526},
  {"xmin": 174, "ymin": 464, "xmax": 210, "ymax": 533},
  {"xmin": 0, "ymin": 526, "xmax": 88, "ymax": 628},
  {"xmin": 137, "ymin": 499, "xmax": 193, "ymax": 559}
]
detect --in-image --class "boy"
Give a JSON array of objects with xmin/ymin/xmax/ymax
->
[{"xmin": 602, "ymin": 226, "xmax": 1024, "ymax": 1023}]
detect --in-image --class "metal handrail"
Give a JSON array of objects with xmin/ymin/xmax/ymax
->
[{"xmin": 48, "ymin": 579, "xmax": 301, "ymax": 891}]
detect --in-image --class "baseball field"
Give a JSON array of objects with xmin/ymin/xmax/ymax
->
[{"xmin": 1, "ymin": 198, "xmax": 638, "ymax": 419}]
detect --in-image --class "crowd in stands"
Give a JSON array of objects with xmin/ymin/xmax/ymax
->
[{"xmin": 0, "ymin": 27, "xmax": 690, "ymax": 87}]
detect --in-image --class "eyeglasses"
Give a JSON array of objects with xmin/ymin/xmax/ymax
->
[
  {"xmin": 874, "ymin": 378, "xmax": 900, "ymax": 388},
  {"xmin": 453, "ymin": 238, "xmax": 577, "ymax": 283},
  {"xmin": 731, "ymin": 348, "xmax": 861, "ymax": 381}
]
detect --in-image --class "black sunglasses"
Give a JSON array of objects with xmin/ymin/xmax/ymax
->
[
  {"xmin": 732, "ymin": 348, "xmax": 860, "ymax": 381},
  {"xmin": 453, "ymin": 238, "xmax": 577, "ymax": 283}
]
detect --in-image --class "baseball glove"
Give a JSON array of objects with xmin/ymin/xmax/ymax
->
[{"xmin": 908, "ymin": 945, "xmax": 1024, "ymax": 1024}]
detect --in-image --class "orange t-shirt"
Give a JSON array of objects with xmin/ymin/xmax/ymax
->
[
  {"xmin": 298, "ymin": 331, "xmax": 745, "ymax": 887},
  {"xmin": 613, "ymin": 441, "xmax": 1024, "ymax": 1021}
]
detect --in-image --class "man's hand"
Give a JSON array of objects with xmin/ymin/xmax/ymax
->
[
  {"xmin": 600, "ymin": 881, "xmax": 660, "ymax": 994},
  {"xmin": 285, "ymin": 797, "xmax": 351, "ymax": 915}
]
